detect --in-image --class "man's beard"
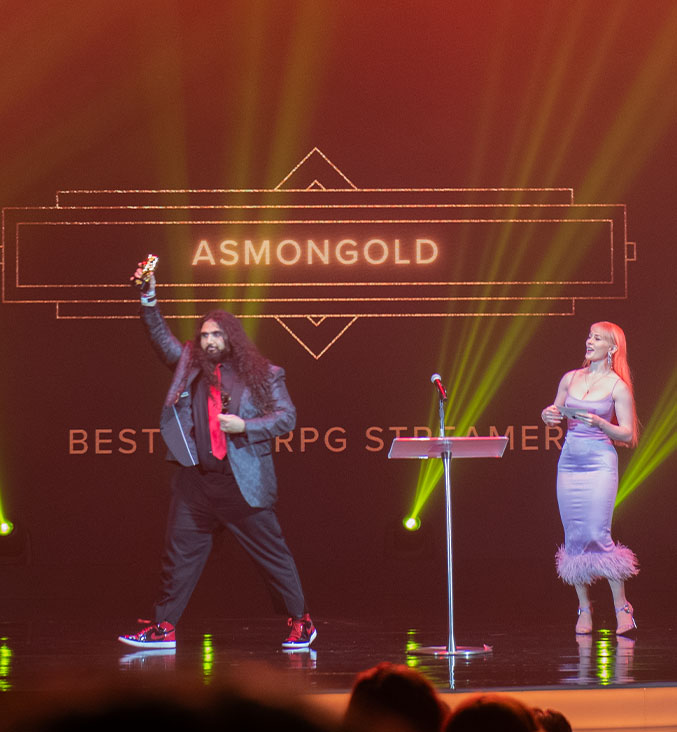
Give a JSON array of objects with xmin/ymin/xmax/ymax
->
[
  {"xmin": 205, "ymin": 346, "xmax": 228, "ymax": 363},
  {"xmin": 195, "ymin": 343, "xmax": 232, "ymax": 377}
]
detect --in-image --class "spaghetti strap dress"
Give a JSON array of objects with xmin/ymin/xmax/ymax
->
[{"xmin": 555, "ymin": 389, "xmax": 639, "ymax": 585}]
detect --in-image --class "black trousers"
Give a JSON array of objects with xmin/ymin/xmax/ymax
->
[{"xmin": 154, "ymin": 465, "xmax": 307, "ymax": 626}]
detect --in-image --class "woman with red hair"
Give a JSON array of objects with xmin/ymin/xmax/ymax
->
[{"xmin": 542, "ymin": 322, "xmax": 639, "ymax": 636}]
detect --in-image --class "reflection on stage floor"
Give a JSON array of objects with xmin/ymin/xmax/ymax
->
[{"xmin": 1, "ymin": 614, "xmax": 675, "ymax": 693}]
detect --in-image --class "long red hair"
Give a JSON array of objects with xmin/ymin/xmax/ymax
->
[{"xmin": 582, "ymin": 321, "xmax": 639, "ymax": 447}]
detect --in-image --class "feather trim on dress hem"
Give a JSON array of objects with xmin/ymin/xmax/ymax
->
[{"xmin": 555, "ymin": 543, "xmax": 639, "ymax": 585}]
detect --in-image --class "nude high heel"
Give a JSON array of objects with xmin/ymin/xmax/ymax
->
[
  {"xmin": 576, "ymin": 606, "xmax": 593, "ymax": 635},
  {"xmin": 615, "ymin": 603, "xmax": 637, "ymax": 636}
]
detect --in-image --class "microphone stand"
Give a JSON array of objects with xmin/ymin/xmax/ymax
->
[
  {"xmin": 438, "ymin": 394, "xmax": 457, "ymax": 654},
  {"xmin": 411, "ymin": 387, "xmax": 491, "ymax": 657}
]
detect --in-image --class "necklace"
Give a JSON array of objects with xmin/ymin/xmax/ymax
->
[{"xmin": 581, "ymin": 369, "xmax": 609, "ymax": 399}]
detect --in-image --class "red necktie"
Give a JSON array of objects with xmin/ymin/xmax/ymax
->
[{"xmin": 208, "ymin": 366, "xmax": 227, "ymax": 459}]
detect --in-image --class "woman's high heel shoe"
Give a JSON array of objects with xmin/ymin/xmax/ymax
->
[
  {"xmin": 576, "ymin": 606, "xmax": 593, "ymax": 634},
  {"xmin": 615, "ymin": 603, "xmax": 637, "ymax": 636}
]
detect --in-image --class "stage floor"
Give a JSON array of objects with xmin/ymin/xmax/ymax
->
[{"xmin": 2, "ymin": 614, "xmax": 677, "ymax": 731}]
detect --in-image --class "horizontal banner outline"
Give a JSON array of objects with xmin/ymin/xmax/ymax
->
[
  {"xmin": 57, "ymin": 187, "xmax": 575, "ymax": 193},
  {"xmin": 49, "ymin": 203, "xmax": 586, "ymax": 211},
  {"xmin": 10, "ymin": 279, "xmax": 621, "ymax": 290},
  {"xmin": 12, "ymin": 217, "xmax": 617, "ymax": 289},
  {"xmin": 11, "ymin": 216, "xmax": 619, "ymax": 225},
  {"xmin": 10, "ymin": 291, "xmax": 626, "ymax": 308},
  {"xmin": 49, "ymin": 295, "xmax": 635, "ymax": 320},
  {"xmin": 25, "ymin": 294, "xmax": 625, "ymax": 303},
  {"xmin": 3, "ymin": 202, "xmax": 626, "ymax": 222},
  {"xmin": 53, "ymin": 306, "xmax": 581, "ymax": 320},
  {"xmin": 55, "ymin": 186, "xmax": 575, "ymax": 197},
  {"xmin": 11, "ymin": 293, "xmax": 627, "ymax": 308}
]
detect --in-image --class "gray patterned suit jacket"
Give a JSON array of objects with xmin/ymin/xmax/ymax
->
[{"xmin": 141, "ymin": 305, "xmax": 296, "ymax": 508}]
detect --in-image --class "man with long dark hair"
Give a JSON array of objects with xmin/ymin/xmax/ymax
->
[{"xmin": 118, "ymin": 266, "xmax": 315, "ymax": 650}]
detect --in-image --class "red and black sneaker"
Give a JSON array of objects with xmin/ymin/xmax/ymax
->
[
  {"xmin": 282, "ymin": 613, "xmax": 317, "ymax": 649},
  {"xmin": 118, "ymin": 619, "xmax": 176, "ymax": 649}
]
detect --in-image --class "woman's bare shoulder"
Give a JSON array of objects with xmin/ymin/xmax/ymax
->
[
  {"xmin": 612, "ymin": 376, "xmax": 631, "ymax": 398},
  {"xmin": 560, "ymin": 369, "xmax": 580, "ymax": 386}
]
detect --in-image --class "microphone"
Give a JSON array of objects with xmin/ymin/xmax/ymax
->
[{"xmin": 430, "ymin": 373, "xmax": 447, "ymax": 401}]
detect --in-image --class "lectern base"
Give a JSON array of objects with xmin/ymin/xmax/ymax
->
[{"xmin": 409, "ymin": 644, "xmax": 493, "ymax": 657}]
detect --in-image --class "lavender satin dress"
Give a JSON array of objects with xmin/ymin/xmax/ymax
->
[{"xmin": 555, "ymin": 392, "xmax": 639, "ymax": 585}]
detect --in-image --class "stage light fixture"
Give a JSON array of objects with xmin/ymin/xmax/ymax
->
[
  {"xmin": 0, "ymin": 520, "xmax": 14, "ymax": 536},
  {"xmin": 403, "ymin": 516, "xmax": 421, "ymax": 531}
]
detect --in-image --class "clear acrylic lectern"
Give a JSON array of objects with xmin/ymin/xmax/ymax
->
[{"xmin": 388, "ymin": 435, "xmax": 508, "ymax": 656}]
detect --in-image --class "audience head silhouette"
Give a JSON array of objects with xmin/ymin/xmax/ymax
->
[
  {"xmin": 443, "ymin": 693, "xmax": 541, "ymax": 732},
  {"xmin": 533, "ymin": 707, "xmax": 572, "ymax": 732},
  {"xmin": 345, "ymin": 662, "xmax": 446, "ymax": 732}
]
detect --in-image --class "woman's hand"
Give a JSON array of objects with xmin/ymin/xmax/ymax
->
[
  {"xmin": 574, "ymin": 411, "xmax": 602, "ymax": 428},
  {"xmin": 130, "ymin": 263, "xmax": 157, "ymax": 291},
  {"xmin": 541, "ymin": 405, "xmax": 563, "ymax": 426}
]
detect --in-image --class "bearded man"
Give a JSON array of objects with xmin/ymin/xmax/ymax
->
[{"xmin": 118, "ymin": 266, "xmax": 315, "ymax": 650}]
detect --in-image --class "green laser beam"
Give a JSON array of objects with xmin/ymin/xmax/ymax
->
[{"xmin": 617, "ymin": 368, "xmax": 677, "ymax": 506}]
